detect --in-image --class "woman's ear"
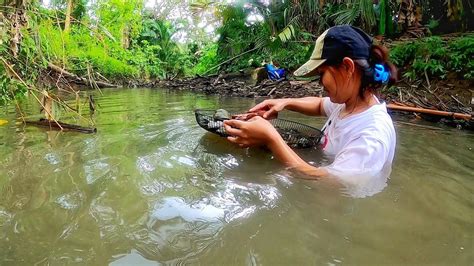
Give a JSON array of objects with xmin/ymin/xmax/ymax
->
[{"xmin": 342, "ymin": 57, "xmax": 355, "ymax": 75}]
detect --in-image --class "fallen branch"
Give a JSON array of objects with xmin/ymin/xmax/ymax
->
[
  {"xmin": 387, "ymin": 104, "xmax": 472, "ymax": 121},
  {"xmin": 202, "ymin": 46, "xmax": 260, "ymax": 75},
  {"xmin": 267, "ymin": 86, "xmax": 278, "ymax": 96},
  {"xmin": 48, "ymin": 62, "xmax": 118, "ymax": 88},
  {"xmin": 25, "ymin": 118, "xmax": 97, "ymax": 133},
  {"xmin": 1, "ymin": 57, "xmax": 63, "ymax": 129},
  {"xmin": 450, "ymin": 95, "xmax": 465, "ymax": 107}
]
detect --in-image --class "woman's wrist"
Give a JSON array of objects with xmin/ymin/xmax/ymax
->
[
  {"xmin": 266, "ymin": 130, "xmax": 285, "ymax": 151},
  {"xmin": 281, "ymin": 98, "xmax": 293, "ymax": 110},
  {"xmin": 265, "ymin": 131, "xmax": 327, "ymax": 178}
]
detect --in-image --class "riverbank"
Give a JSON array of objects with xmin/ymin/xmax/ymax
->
[
  {"xmin": 3, "ymin": 32, "xmax": 473, "ymax": 129},
  {"xmin": 148, "ymin": 73, "xmax": 473, "ymax": 129},
  {"xmin": 27, "ymin": 55, "xmax": 473, "ymax": 130}
]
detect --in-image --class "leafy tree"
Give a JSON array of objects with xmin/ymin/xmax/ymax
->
[
  {"xmin": 95, "ymin": 0, "xmax": 143, "ymax": 48},
  {"xmin": 49, "ymin": 0, "xmax": 87, "ymax": 32}
]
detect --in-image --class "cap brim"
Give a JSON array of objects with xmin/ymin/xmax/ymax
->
[{"xmin": 293, "ymin": 59, "xmax": 326, "ymax": 77}]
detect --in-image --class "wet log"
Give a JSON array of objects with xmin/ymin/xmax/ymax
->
[{"xmin": 25, "ymin": 118, "xmax": 97, "ymax": 133}]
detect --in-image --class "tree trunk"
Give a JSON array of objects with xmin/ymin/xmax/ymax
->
[
  {"xmin": 8, "ymin": 0, "xmax": 28, "ymax": 58},
  {"xmin": 64, "ymin": 0, "xmax": 73, "ymax": 33},
  {"xmin": 121, "ymin": 25, "xmax": 129, "ymax": 49}
]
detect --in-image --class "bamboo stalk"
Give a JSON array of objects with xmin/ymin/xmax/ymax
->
[
  {"xmin": 64, "ymin": 0, "xmax": 73, "ymax": 33},
  {"xmin": 387, "ymin": 104, "xmax": 472, "ymax": 121}
]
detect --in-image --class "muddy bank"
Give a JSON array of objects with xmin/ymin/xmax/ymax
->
[
  {"xmin": 41, "ymin": 64, "xmax": 473, "ymax": 129},
  {"xmin": 148, "ymin": 74, "xmax": 473, "ymax": 129},
  {"xmin": 157, "ymin": 75, "xmax": 324, "ymax": 98}
]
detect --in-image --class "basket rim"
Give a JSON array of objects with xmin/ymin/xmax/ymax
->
[
  {"xmin": 195, "ymin": 109, "xmax": 321, "ymax": 133},
  {"xmin": 271, "ymin": 118, "xmax": 322, "ymax": 133}
]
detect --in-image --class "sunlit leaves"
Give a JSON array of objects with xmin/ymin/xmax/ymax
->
[
  {"xmin": 0, "ymin": 64, "xmax": 27, "ymax": 106},
  {"xmin": 277, "ymin": 24, "xmax": 295, "ymax": 43},
  {"xmin": 95, "ymin": 0, "xmax": 144, "ymax": 42}
]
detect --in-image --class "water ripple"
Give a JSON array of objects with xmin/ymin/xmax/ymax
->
[{"xmin": 1, "ymin": 88, "xmax": 472, "ymax": 265}]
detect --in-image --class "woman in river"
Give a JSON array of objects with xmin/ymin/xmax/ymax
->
[{"xmin": 223, "ymin": 25, "xmax": 398, "ymax": 180}]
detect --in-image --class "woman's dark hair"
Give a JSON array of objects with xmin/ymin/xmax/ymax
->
[
  {"xmin": 325, "ymin": 44, "xmax": 399, "ymax": 98},
  {"xmin": 356, "ymin": 45, "xmax": 399, "ymax": 97}
]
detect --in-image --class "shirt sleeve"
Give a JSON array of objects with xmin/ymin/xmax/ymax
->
[
  {"xmin": 324, "ymin": 134, "xmax": 389, "ymax": 178},
  {"xmin": 322, "ymin": 97, "xmax": 338, "ymax": 117}
]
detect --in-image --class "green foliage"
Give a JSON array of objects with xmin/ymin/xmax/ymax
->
[
  {"xmin": 277, "ymin": 25, "xmax": 296, "ymax": 43},
  {"xmin": 390, "ymin": 36, "xmax": 474, "ymax": 80},
  {"xmin": 216, "ymin": 5, "xmax": 256, "ymax": 57},
  {"xmin": 378, "ymin": 0, "xmax": 386, "ymax": 35},
  {"xmin": 331, "ymin": 0, "xmax": 376, "ymax": 32},
  {"xmin": 211, "ymin": 3, "xmax": 309, "ymax": 74},
  {"xmin": 37, "ymin": 21, "xmax": 138, "ymax": 78},
  {"xmin": 0, "ymin": 67, "xmax": 14, "ymax": 105},
  {"xmin": 2, "ymin": 0, "xmax": 472, "ymax": 109},
  {"xmin": 448, "ymin": 36, "xmax": 474, "ymax": 79},
  {"xmin": 427, "ymin": 19, "xmax": 440, "ymax": 31},
  {"xmin": 192, "ymin": 43, "xmax": 219, "ymax": 76},
  {"xmin": 95, "ymin": 0, "xmax": 143, "ymax": 42},
  {"xmin": 272, "ymin": 42, "xmax": 312, "ymax": 70},
  {"xmin": 138, "ymin": 17, "xmax": 173, "ymax": 45},
  {"xmin": 0, "ymin": 66, "xmax": 28, "ymax": 106},
  {"xmin": 48, "ymin": 0, "xmax": 88, "ymax": 28},
  {"xmin": 13, "ymin": 5, "xmax": 194, "ymax": 81},
  {"xmin": 134, "ymin": 17, "xmax": 193, "ymax": 78},
  {"xmin": 72, "ymin": 0, "xmax": 88, "ymax": 21}
]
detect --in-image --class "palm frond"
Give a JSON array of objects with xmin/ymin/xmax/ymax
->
[
  {"xmin": 278, "ymin": 24, "xmax": 296, "ymax": 42},
  {"xmin": 332, "ymin": 5, "xmax": 360, "ymax": 25},
  {"xmin": 359, "ymin": 0, "xmax": 376, "ymax": 29}
]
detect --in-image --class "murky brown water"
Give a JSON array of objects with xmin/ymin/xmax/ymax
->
[{"xmin": 0, "ymin": 88, "xmax": 472, "ymax": 265}]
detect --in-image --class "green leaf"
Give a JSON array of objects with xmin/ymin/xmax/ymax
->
[{"xmin": 278, "ymin": 25, "xmax": 296, "ymax": 43}]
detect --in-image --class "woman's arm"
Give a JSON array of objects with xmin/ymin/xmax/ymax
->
[
  {"xmin": 223, "ymin": 117, "xmax": 328, "ymax": 179},
  {"xmin": 267, "ymin": 135, "xmax": 328, "ymax": 178},
  {"xmin": 249, "ymin": 97, "xmax": 326, "ymax": 118},
  {"xmin": 284, "ymin": 97, "xmax": 326, "ymax": 116}
]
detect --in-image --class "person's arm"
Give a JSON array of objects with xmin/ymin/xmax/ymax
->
[
  {"xmin": 267, "ymin": 135, "xmax": 328, "ymax": 178},
  {"xmin": 249, "ymin": 97, "xmax": 326, "ymax": 119},
  {"xmin": 284, "ymin": 97, "xmax": 326, "ymax": 116},
  {"xmin": 223, "ymin": 117, "xmax": 328, "ymax": 179}
]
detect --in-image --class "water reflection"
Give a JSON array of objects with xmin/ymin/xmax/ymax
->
[
  {"xmin": 331, "ymin": 164, "xmax": 391, "ymax": 198},
  {"xmin": 151, "ymin": 197, "xmax": 225, "ymax": 222},
  {"xmin": 132, "ymin": 175, "xmax": 283, "ymax": 263}
]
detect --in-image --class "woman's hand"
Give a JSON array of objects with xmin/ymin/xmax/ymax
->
[
  {"xmin": 224, "ymin": 116, "xmax": 328, "ymax": 178},
  {"xmin": 223, "ymin": 116, "xmax": 281, "ymax": 148},
  {"xmin": 248, "ymin": 99, "xmax": 289, "ymax": 119}
]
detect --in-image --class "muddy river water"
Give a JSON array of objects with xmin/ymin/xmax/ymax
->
[{"xmin": 0, "ymin": 88, "xmax": 472, "ymax": 265}]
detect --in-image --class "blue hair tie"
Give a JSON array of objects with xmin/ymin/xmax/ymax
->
[{"xmin": 374, "ymin": 64, "xmax": 389, "ymax": 84}]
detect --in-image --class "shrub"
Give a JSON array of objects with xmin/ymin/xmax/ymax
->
[{"xmin": 390, "ymin": 35, "xmax": 474, "ymax": 80}]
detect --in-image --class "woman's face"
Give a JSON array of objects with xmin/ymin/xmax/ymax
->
[{"xmin": 317, "ymin": 58, "xmax": 359, "ymax": 104}]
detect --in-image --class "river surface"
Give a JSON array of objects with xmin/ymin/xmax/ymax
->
[{"xmin": 0, "ymin": 88, "xmax": 473, "ymax": 265}]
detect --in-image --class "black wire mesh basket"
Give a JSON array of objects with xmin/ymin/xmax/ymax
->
[{"xmin": 195, "ymin": 109, "xmax": 323, "ymax": 149}]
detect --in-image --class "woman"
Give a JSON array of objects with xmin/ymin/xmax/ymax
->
[{"xmin": 223, "ymin": 25, "xmax": 398, "ymax": 180}]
